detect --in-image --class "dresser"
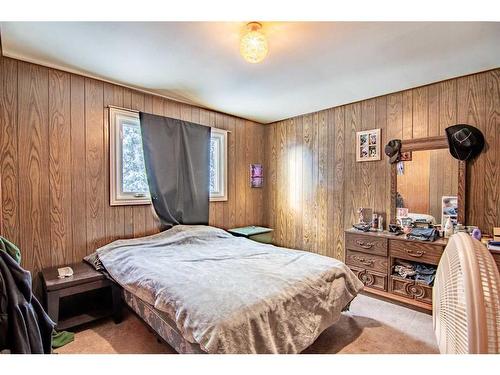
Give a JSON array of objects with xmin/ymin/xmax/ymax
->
[{"xmin": 345, "ymin": 229, "xmax": 448, "ymax": 312}]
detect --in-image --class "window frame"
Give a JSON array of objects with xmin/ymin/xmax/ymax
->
[
  {"xmin": 109, "ymin": 106, "xmax": 229, "ymax": 206},
  {"xmin": 109, "ymin": 107, "xmax": 151, "ymax": 206},
  {"xmin": 209, "ymin": 127, "xmax": 228, "ymax": 202}
]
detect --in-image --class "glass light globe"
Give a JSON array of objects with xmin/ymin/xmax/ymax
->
[{"xmin": 240, "ymin": 23, "xmax": 268, "ymax": 64}]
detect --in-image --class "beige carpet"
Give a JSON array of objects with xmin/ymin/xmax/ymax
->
[{"xmin": 55, "ymin": 294, "xmax": 438, "ymax": 354}]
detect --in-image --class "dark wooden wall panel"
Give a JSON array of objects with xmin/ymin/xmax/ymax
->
[
  {"xmin": 48, "ymin": 70, "xmax": 72, "ymax": 267},
  {"xmin": 0, "ymin": 57, "xmax": 19, "ymax": 246},
  {"xmin": 331, "ymin": 107, "xmax": 345, "ymax": 260},
  {"xmin": 0, "ymin": 55, "xmax": 266, "ymax": 282},
  {"xmin": 85, "ymin": 78, "xmax": 105, "ymax": 253},
  {"xmin": 70, "ymin": 75, "xmax": 86, "ymax": 262},
  {"xmin": 484, "ymin": 70, "xmax": 499, "ymax": 231},
  {"xmin": 286, "ymin": 118, "xmax": 296, "ymax": 249},
  {"xmin": 265, "ymin": 68, "xmax": 500, "ymax": 260},
  {"xmin": 17, "ymin": 62, "xmax": 50, "ymax": 274}
]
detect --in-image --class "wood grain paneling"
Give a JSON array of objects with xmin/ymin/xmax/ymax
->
[
  {"xmin": 85, "ymin": 78, "xmax": 105, "ymax": 252},
  {"xmin": 0, "ymin": 55, "xmax": 266, "ymax": 285},
  {"xmin": 0, "ymin": 57, "xmax": 19, "ymax": 245},
  {"xmin": 293, "ymin": 116, "xmax": 303, "ymax": 250},
  {"xmin": 302, "ymin": 114, "xmax": 313, "ymax": 251},
  {"xmin": 1, "ymin": 51, "xmax": 498, "ymax": 279},
  {"xmin": 48, "ymin": 70, "xmax": 72, "ymax": 267},
  {"xmin": 70, "ymin": 75, "xmax": 87, "ymax": 262},
  {"xmin": 484, "ymin": 70, "xmax": 499, "ymax": 230},
  {"xmin": 265, "ymin": 68, "xmax": 500, "ymax": 260},
  {"xmin": 17, "ymin": 62, "xmax": 50, "ymax": 275},
  {"xmin": 317, "ymin": 111, "xmax": 328, "ymax": 255},
  {"xmin": 331, "ymin": 107, "xmax": 345, "ymax": 260}
]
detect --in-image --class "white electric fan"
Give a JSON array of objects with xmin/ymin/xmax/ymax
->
[{"xmin": 433, "ymin": 232, "xmax": 500, "ymax": 353}]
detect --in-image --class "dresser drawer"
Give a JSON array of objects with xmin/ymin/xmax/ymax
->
[
  {"xmin": 389, "ymin": 239, "xmax": 444, "ymax": 265},
  {"xmin": 345, "ymin": 233, "xmax": 388, "ymax": 256},
  {"xmin": 346, "ymin": 249, "xmax": 388, "ymax": 274},
  {"xmin": 390, "ymin": 276, "xmax": 433, "ymax": 304},
  {"xmin": 350, "ymin": 266, "xmax": 387, "ymax": 291}
]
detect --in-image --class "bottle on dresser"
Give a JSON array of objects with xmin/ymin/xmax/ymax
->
[{"xmin": 444, "ymin": 217, "xmax": 454, "ymax": 239}]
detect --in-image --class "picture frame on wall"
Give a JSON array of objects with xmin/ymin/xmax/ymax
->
[
  {"xmin": 250, "ymin": 164, "xmax": 263, "ymax": 188},
  {"xmin": 356, "ymin": 128, "xmax": 381, "ymax": 162}
]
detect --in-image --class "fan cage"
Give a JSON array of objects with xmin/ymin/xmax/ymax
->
[{"xmin": 433, "ymin": 232, "xmax": 500, "ymax": 354}]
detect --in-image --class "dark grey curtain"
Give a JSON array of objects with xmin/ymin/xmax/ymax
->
[{"xmin": 139, "ymin": 112, "xmax": 211, "ymax": 227}]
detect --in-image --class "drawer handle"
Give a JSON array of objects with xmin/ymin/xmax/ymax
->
[
  {"xmin": 358, "ymin": 270, "xmax": 375, "ymax": 286},
  {"xmin": 405, "ymin": 283, "xmax": 425, "ymax": 298},
  {"xmin": 355, "ymin": 240, "xmax": 374, "ymax": 249},
  {"xmin": 352, "ymin": 255, "xmax": 374, "ymax": 266},
  {"xmin": 406, "ymin": 249, "xmax": 425, "ymax": 257}
]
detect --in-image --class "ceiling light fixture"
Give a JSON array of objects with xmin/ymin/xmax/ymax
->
[{"xmin": 240, "ymin": 22, "xmax": 268, "ymax": 64}]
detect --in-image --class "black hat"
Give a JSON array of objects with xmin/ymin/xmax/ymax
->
[
  {"xmin": 385, "ymin": 139, "xmax": 402, "ymax": 164},
  {"xmin": 445, "ymin": 125, "xmax": 484, "ymax": 161}
]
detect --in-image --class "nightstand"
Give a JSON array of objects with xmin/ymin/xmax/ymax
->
[
  {"xmin": 41, "ymin": 261, "xmax": 122, "ymax": 330},
  {"xmin": 227, "ymin": 226, "xmax": 274, "ymax": 244}
]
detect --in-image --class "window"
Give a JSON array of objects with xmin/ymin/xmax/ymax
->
[
  {"xmin": 110, "ymin": 107, "xmax": 150, "ymax": 205},
  {"xmin": 109, "ymin": 107, "xmax": 228, "ymax": 205},
  {"xmin": 209, "ymin": 128, "xmax": 228, "ymax": 201}
]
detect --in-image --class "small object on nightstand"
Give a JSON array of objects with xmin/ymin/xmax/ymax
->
[
  {"xmin": 41, "ymin": 261, "xmax": 122, "ymax": 330},
  {"xmin": 57, "ymin": 266, "xmax": 74, "ymax": 279},
  {"xmin": 227, "ymin": 226, "xmax": 273, "ymax": 244}
]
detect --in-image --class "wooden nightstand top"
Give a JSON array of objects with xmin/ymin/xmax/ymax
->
[
  {"xmin": 228, "ymin": 226, "xmax": 273, "ymax": 237},
  {"xmin": 41, "ymin": 261, "xmax": 106, "ymax": 292}
]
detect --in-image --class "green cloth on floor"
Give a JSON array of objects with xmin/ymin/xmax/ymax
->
[
  {"xmin": 52, "ymin": 330, "xmax": 74, "ymax": 349},
  {"xmin": 0, "ymin": 236, "xmax": 21, "ymax": 264}
]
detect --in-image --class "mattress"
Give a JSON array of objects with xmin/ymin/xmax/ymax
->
[
  {"xmin": 92, "ymin": 225, "xmax": 364, "ymax": 353},
  {"xmin": 122, "ymin": 288, "xmax": 205, "ymax": 354}
]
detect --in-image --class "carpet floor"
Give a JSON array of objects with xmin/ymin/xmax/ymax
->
[{"xmin": 55, "ymin": 294, "xmax": 439, "ymax": 354}]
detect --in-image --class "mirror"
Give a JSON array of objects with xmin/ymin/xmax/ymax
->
[
  {"xmin": 389, "ymin": 135, "xmax": 466, "ymax": 227},
  {"xmin": 396, "ymin": 149, "xmax": 459, "ymax": 226}
]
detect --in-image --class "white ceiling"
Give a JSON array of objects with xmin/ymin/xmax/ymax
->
[{"xmin": 1, "ymin": 22, "xmax": 500, "ymax": 123}]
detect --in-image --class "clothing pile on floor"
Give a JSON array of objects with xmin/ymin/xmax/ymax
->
[
  {"xmin": 393, "ymin": 259, "xmax": 437, "ymax": 286},
  {"xmin": 0, "ymin": 236, "xmax": 74, "ymax": 354}
]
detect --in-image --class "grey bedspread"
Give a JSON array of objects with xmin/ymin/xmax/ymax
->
[{"xmin": 93, "ymin": 225, "xmax": 364, "ymax": 354}]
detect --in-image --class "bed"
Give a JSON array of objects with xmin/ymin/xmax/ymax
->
[{"xmin": 86, "ymin": 225, "xmax": 364, "ymax": 354}]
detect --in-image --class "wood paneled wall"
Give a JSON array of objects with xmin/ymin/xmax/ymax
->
[
  {"xmin": 265, "ymin": 69, "xmax": 500, "ymax": 260},
  {"xmin": 0, "ymin": 55, "xmax": 266, "ymax": 281},
  {"xmin": 1, "ymin": 51, "xmax": 498, "ymax": 277}
]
